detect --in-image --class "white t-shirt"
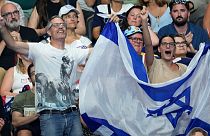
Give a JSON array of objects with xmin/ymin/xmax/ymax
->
[
  {"xmin": 65, "ymin": 36, "xmax": 91, "ymax": 84},
  {"xmin": 66, "ymin": 36, "xmax": 92, "ymax": 49},
  {"xmin": 28, "ymin": 42, "xmax": 89, "ymax": 112},
  {"xmin": 79, "ymin": 36, "xmax": 92, "ymax": 47},
  {"xmin": 12, "ymin": 66, "xmax": 32, "ymax": 94},
  {"xmin": 97, "ymin": 3, "xmax": 133, "ymax": 15}
]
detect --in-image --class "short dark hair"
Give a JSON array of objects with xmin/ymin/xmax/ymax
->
[
  {"xmin": 174, "ymin": 34, "xmax": 186, "ymax": 41},
  {"xmin": 27, "ymin": 63, "xmax": 34, "ymax": 78},
  {"xmin": 159, "ymin": 35, "xmax": 175, "ymax": 46}
]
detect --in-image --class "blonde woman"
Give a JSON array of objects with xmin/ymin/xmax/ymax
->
[{"xmin": 0, "ymin": 54, "xmax": 32, "ymax": 97}]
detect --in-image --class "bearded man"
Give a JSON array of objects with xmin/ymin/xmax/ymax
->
[
  {"xmin": 158, "ymin": 0, "xmax": 209, "ymax": 51},
  {"xmin": 0, "ymin": 3, "xmax": 39, "ymax": 70}
]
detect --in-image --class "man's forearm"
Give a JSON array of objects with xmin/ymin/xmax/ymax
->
[
  {"xmin": 0, "ymin": 20, "xmax": 29, "ymax": 56},
  {"xmin": 12, "ymin": 114, "xmax": 39, "ymax": 127},
  {"xmin": 0, "ymin": 26, "xmax": 17, "ymax": 51}
]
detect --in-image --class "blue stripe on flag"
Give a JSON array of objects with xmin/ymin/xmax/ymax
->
[
  {"xmin": 147, "ymin": 87, "xmax": 192, "ymax": 128},
  {"xmin": 180, "ymin": 118, "xmax": 210, "ymax": 135},
  {"xmin": 82, "ymin": 23, "xmax": 146, "ymax": 135},
  {"xmin": 126, "ymin": 38, "xmax": 148, "ymax": 82},
  {"xmin": 81, "ymin": 113, "xmax": 101, "ymax": 132},
  {"xmin": 81, "ymin": 114, "xmax": 130, "ymax": 136},
  {"xmin": 102, "ymin": 22, "xmax": 148, "ymax": 82},
  {"xmin": 80, "ymin": 21, "xmax": 210, "ymax": 135},
  {"xmin": 139, "ymin": 43, "xmax": 210, "ymax": 101},
  {"xmin": 101, "ymin": 22, "xmax": 118, "ymax": 46},
  {"xmin": 139, "ymin": 75, "xmax": 191, "ymax": 101}
]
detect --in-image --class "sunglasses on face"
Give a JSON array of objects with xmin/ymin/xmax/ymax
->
[{"xmin": 49, "ymin": 23, "xmax": 67, "ymax": 29}]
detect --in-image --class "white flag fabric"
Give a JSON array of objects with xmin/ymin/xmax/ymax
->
[{"xmin": 79, "ymin": 22, "xmax": 210, "ymax": 136}]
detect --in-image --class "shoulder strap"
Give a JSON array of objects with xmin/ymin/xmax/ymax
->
[
  {"xmin": 107, "ymin": 4, "xmax": 111, "ymax": 14},
  {"xmin": 65, "ymin": 0, "xmax": 77, "ymax": 8}
]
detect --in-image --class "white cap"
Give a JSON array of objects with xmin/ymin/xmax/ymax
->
[{"xmin": 59, "ymin": 5, "xmax": 79, "ymax": 17}]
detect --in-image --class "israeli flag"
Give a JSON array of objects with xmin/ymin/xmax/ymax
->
[{"xmin": 79, "ymin": 22, "xmax": 210, "ymax": 136}]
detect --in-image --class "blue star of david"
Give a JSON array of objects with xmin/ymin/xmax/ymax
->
[{"xmin": 147, "ymin": 87, "xmax": 193, "ymax": 128}]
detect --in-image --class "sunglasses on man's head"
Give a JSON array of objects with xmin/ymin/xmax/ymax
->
[
  {"xmin": 170, "ymin": 0, "xmax": 194, "ymax": 11},
  {"xmin": 171, "ymin": 0, "xmax": 187, "ymax": 4}
]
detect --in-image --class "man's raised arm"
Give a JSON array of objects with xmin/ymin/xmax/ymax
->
[{"xmin": 0, "ymin": 17, "xmax": 29, "ymax": 56}]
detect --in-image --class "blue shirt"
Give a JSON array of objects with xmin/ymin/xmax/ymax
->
[
  {"xmin": 158, "ymin": 23, "xmax": 209, "ymax": 50},
  {"xmin": 149, "ymin": 7, "xmax": 172, "ymax": 33}
]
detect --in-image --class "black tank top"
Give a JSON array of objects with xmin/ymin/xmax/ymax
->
[{"xmin": 65, "ymin": 0, "xmax": 77, "ymax": 7}]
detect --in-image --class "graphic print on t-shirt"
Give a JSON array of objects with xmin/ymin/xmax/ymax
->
[{"xmin": 35, "ymin": 56, "xmax": 78, "ymax": 109}]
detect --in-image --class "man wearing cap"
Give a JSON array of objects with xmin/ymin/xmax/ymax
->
[
  {"xmin": 0, "ymin": 13, "xmax": 91, "ymax": 135},
  {"xmin": 158, "ymin": 0, "xmax": 209, "ymax": 51}
]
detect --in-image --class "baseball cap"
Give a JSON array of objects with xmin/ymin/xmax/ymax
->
[
  {"xmin": 169, "ymin": 0, "xmax": 194, "ymax": 11},
  {"xmin": 124, "ymin": 26, "xmax": 142, "ymax": 37},
  {"xmin": 59, "ymin": 5, "xmax": 79, "ymax": 17}
]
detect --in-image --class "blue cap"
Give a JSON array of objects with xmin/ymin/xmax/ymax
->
[{"xmin": 124, "ymin": 26, "xmax": 142, "ymax": 37}]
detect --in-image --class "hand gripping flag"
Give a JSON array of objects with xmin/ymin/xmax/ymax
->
[{"xmin": 79, "ymin": 22, "xmax": 210, "ymax": 136}]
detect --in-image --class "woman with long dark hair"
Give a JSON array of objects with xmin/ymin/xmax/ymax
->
[
  {"xmin": 28, "ymin": 0, "xmax": 86, "ymax": 37},
  {"xmin": 122, "ymin": 5, "xmax": 159, "ymax": 46}
]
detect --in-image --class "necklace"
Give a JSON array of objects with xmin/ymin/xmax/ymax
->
[
  {"xmin": 152, "ymin": 7, "xmax": 161, "ymax": 27},
  {"xmin": 148, "ymin": 3, "xmax": 162, "ymax": 27},
  {"xmin": 156, "ymin": 15, "xmax": 160, "ymax": 27}
]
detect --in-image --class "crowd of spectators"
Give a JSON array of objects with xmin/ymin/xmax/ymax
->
[{"xmin": 0, "ymin": 0, "xmax": 209, "ymax": 136}]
